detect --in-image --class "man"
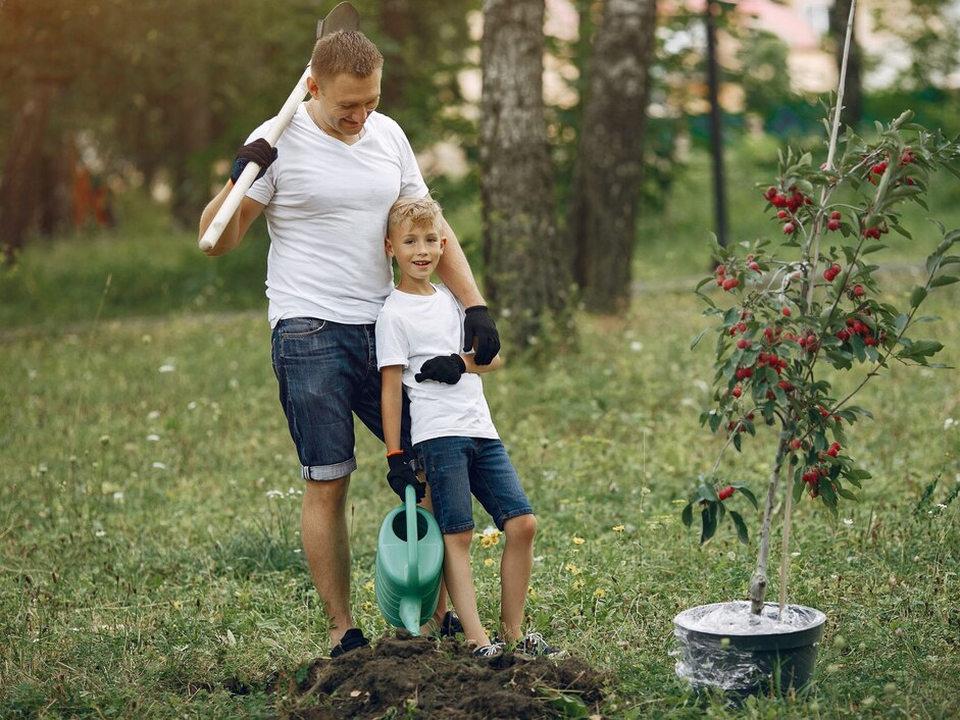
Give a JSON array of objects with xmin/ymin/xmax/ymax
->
[{"xmin": 198, "ymin": 30, "xmax": 498, "ymax": 657}]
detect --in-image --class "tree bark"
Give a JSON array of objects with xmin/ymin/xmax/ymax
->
[
  {"xmin": 0, "ymin": 83, "xmax": 57, "ymax": 262},
  {"xmin": 567, "ymin": 0, "xmax": 658, "ymax": 313},
  {"xmin": 480, "ymin": 0, "xmax": 569, "ymax": 348},
  {"xmin": 749, "ymin": 434, "xmax": 790, "ymax": 614}
]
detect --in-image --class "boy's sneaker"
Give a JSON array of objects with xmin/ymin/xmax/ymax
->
[
  {"xmin": 330, "ymin": 628, "xmax": 370, "ymax": 658},
  {"xmin": 440, "ymin": 611, "xmax": 464, "ymax": 638},
  {"xmin": 472, "ymin": 641, "xmax": 505, "ymax": 658},
  {"xmin": 516, "ymin": 631, "xmax": 565, "ymax": 657}
]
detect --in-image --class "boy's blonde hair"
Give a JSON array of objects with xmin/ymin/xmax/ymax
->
[
  {"xmin": 311, "ymin": 31, "xmax": 384, "ymax": 84},
  {"xmin": 387, "ymin": 195, "xmax": 443, "ymax": 236}
]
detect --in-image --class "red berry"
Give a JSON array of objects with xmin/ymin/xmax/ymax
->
[
  {"xmin": 783, "ymin": 222, "xmax": 796, "ymax": 235},
  {"xmin": 718, "ymin": 486, "xmax": 735, "ymax": 501},
  {"xmin": 722, "ymin": 278, "xmax": 739, "ymax": 291},
  {"xmin": 737, "ymin": 339, "xmax": 751, "ymax": 349},
  {"xmin": 852, "ymin": 284, "xmax": 865, "ymax": 297},
  {"xmin": 790, "ymin": 439, "xmax": 802, "ymax": 450},
  {"xmin": 732, "ymin": 384, "xmax": 742, "ymax": 398},
  {"xmin": 782, "ymin": 307, "xmax": 791, "ymax": 317},
  {"xmin": 716, "ymin": 264, "xmax": 726, "ymax": 276},
  {"xmin": 830, "ymin": 211, "xmax": 842, "ymax": 220},
  {"xmin": 749, "ymin": 262, "xmax": 761, "ymax": 272},
  {"xmin": 827, "ymin": 219, "xmax": 841, "ymax": 231}
]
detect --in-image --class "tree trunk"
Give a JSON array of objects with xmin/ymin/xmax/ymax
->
[
  {"xmin": 0, "ymin": 83, "xmax": 58, "ymax": 262},
  {"xmin": 831, "ymin": 0, "xmax": 862, "ymax": 127},
  {"xmin": 749, "ymin": 434, "xmax": 790, "ymax": 614},
  {"xmin": 480, "ymin": 0, "xmax": 569, "ymax": 349},
  {"xmin": 567, "ymin": 0, "xmax": 658, "ymax": 313}
]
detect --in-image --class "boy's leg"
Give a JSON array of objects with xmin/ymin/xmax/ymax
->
[
  {"xmin": 301, "ymin": 475, "xmax": 354, "ymax": 647},
  {"xmin": 468, "ymin": 439, "xmax": 536, "ymax": 643},
  {"xmin": 417, "ymin": 485, "xmax": 453, "ymax": 631},
  {"xmin": 499, "ymin": 513, "xmax": 537, "ymax": 643},
  {"xmin": 442, "ymin": 530, "xmax": 491, "ymax": 647}
]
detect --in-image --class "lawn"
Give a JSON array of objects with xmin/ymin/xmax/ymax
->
[{"xmin": 2, "ymin": 142, "xmax": 960, "ymax": 718}]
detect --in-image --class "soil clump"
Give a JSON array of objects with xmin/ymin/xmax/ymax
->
[{"xmin": 284, "ymin": 631, "xmax": 606, "ymax": 719}]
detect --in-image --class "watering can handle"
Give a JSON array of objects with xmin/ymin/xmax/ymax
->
[{"xmin": 404, "ymin": 483, "xmax": 419, "ymax": 589}]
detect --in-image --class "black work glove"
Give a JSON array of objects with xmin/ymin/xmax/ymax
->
[
  {"xmin": 463, "ymin": 306, "xmax": 500, "ymax": 366},
  {"xmin": 415, "ymin": 354, "xmax": 466, "ymax": 385},
  {"xmin": 230, "ymin": 138, "xmax": 278, "ymax": 184},
  {"xmin": 386, "ymin": 451, "xmax": 425, "ymax": 502}
]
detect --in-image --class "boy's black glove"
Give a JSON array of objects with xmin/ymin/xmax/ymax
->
[
  {"xmin": 386, "ymin": 451, "xmax": 425, "ymax": 502},
  {"xmin": 230, "ymin": 138, "xmax": 278, "ymax": 184},
  {"xmin": 463, "ymin": 306, "xmax": 500, "ymax": 365},
  {"xmin": 415, "ymin": 354, "xmax": 466, "ymax": 385}
]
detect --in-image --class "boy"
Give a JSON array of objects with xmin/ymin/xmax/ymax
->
[{"xmin": 375, "ymin": 196, "xmax": 559, "ymax": 658}]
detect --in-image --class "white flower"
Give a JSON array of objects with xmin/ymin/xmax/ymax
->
[
  {"xmin": 95, "ymin": 529, "xmax": 107, "ymax": 537},
  {"xmin": 843, "ymin": 518, "xmax": 854, "ymax": 526},
  {"xmin": 944, "ymin": 418, "xmax": 955, "ymax": 431},
  {"xmin": 630, "ymin": 341, "xmax": 643, "ymax": 352},
  {"xmin": 146, "ymin": 434, "xmax": 160, "ymax": 442},
  {"xmin": 147, "ymin": 410, "xmax": 160, "ymax": 420},
  {"xmin": 265, "ymin": 490, "xmax": 285, "ymax": 499},
  {"xmin": 112, "ymin": 492, "xmax": 124, "ymax": 502},
  {"xmin": 152, "ymin": 462, "xmax": 167, "ymax": 469}
]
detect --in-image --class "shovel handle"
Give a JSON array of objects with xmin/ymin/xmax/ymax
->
[
  {"xmin": 405, "ymin": 483, "xmax": 419, "ymax": 589},
  {"xmin": 198, "ymin": 65, "xmax": 312, "ymax": 252}
]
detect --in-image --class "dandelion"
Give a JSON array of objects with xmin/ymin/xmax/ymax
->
[
  {"xmin": 612, "ymin": 525, "xmax": 625, "ymax": 533},
  {"xmin": 565, "ymin": 563, "xmax": 581, "ymax": 575},
  {"xmin": 571, "ymin": 579, "xmax": 584, "ymax": 590},
  {"xmin": 572, "ymin": 536, "xmax": 585, "ymax": 545},
  {"xmin": 364, "ymin": 581, "xmax": 375, "ymax": 591},
  {"xmin": 594, "ymin": 588, "xmax": 606, "ymax": 598},
  {"xmin": 484, "ymin": 558, "xmax": 495, "ymax": 567}
]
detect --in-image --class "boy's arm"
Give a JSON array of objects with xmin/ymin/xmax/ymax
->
[
  {"xmin": 463, "ymin": 353, "xmax": 501, "ymax": 374},
  {"xmin": 381, "ymin": 365, "xmax": 405, "ymax": 454}
]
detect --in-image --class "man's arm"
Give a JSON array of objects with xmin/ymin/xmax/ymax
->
[
  {"xmin": 435, "ymin": 216, "xmax": 485, "ymax": 307},
  {"xmin": 198, "ymin": 189, "xmax": 266, "ymax": 257},
  {"xmin": 381, "ymin": 365, "xmax": 405, "ymax": 454}
]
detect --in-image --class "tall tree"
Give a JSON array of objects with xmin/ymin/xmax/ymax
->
[
  {"xmin": 479, "ymin": 0, "xmax": 569, "ymax": 350},
  {"xmin": 566, "ymin": 0, "xmax": 657, "ymax": 314}
]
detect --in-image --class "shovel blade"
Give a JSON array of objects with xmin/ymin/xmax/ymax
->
[{"xmin": 317, "ymin": 1, "xmax": 360, "ymax": 39}]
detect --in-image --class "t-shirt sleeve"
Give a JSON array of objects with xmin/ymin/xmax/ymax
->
[
  {"xmin": 375, "ymin": 308, "xmax": 410, "ymax": 369},
  {"xmin": 243, "ymin": 120, "xmax": 277, "ymax": 206},
  {"xmin": 396, "ymin": 127, "xmax": 429, "ymax": 199}
]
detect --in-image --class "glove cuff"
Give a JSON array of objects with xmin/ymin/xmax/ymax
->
[
  {"xmin": 387, "ymin": 451, "xmax": 411, "ymax": 470},
  {"xmin": 464, "ymin": 305, "xmax": 488, "ymax": 316}
]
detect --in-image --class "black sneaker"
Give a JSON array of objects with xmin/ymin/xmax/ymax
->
[
  {"xmin": 472, "ymin": 641, "xmax": 505, "ymax": 658},
  {"xmin": 516, "ymin": 631, "xmax": 565, "ymax": 657},
  {"xmin": 440, "ymin": 611, "xmax": 464, "ymax": 638},
  {"xmin": 330, "ymin": 628, "xmax": 370, "ymax": 658}
]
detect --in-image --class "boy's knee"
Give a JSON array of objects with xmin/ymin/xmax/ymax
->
[
  {"xmin": 303, "ymin": 476, "xmax": 349, "ymax": 510},
  {"xmin": 444, "ymin": 529, "xmax": 473, "ymax": 552},
  {"xmin": 505, "ymin": 513, "xmax": 537, "ymax": 543}
]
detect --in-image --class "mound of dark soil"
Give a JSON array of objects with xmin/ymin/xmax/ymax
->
[{"xmin": 285, "ymin": 631, "xmax": 606, "ymax": 720}]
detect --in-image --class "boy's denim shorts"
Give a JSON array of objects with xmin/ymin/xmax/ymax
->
[
  {"xmin": 415, "ymin": 436, "xmax": 533, "ymax": 534},
  {"xmin": 271, "ymin": 317, "xmax": 413, "ymax": 481}
]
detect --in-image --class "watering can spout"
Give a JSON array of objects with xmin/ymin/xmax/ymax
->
[{"xmin": 399, "ymin": 597, "xmax": 422, "ymax": 635}]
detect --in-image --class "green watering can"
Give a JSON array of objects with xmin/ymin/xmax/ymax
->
[{"xmin": 374, "ymin": 484, "xmax": 444, "ymax": 635}]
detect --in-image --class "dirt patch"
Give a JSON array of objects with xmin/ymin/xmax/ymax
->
[{"xmin": 282, "ymin": 631, "xmax": 607, "ymax": 720}]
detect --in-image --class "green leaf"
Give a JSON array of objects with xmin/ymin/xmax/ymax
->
[
  {"xmin": 735, "ymin": 485, "xmax": 759, "ymax": 510},
  {"xmin": 900, "ymin": 339, "xmax": 944, "ymax": 359},
  {"xmin": 793, "ymin": 477, "xmax": 805, "ymax": 503},
  {"xmin": 861, "ymin": 243, "xmax": 887, "ymax": 255},
  {"xmin": 909, "ymin": 286, "xmax": 928, "ymax": 308},
  {"xmin": 700, "ymin": 504, "xmax": 718, "ymax": 544},
  {"xmin": 837, "ymin": 487, "xmax": 859, "ymax": 501},
  {"xmin": 681, "ymin": 502, "xmax": 693, "ymax": 528},
  {"xmin": 690, "ymin": 328, "xmax": 710, "ymax": 349},
  {"xmin": 730, "ymin": 511, "xmax": 750, "ymax": 545},
  {"xmin": 845, "ymin": 406, "xmax": 874, "ymax": 420},
  {"xmin": 930, "ymin": 275, "xmax": 959, "ymax": 288}
]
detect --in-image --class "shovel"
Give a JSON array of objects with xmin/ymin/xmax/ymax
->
[
  {"xmin": 198, "ymin": 2, "xmax": 360, "ymax": 252},
  {"xmin": 374, "ymin": 483, "xmax": 444, "ymax": 635}
]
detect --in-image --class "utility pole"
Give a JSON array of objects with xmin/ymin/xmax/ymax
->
[{"xmin": 705, "ymin": 0, "xmax": 727, "ymax": 249}]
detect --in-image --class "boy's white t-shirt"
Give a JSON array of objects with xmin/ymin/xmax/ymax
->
[
  {"xmin": 376, "ymin": 285, "xmax": 499, "ymax": 446},
  {"xmin": 245, "ymin": 106, "xmax": 429, "ymax": 327}
]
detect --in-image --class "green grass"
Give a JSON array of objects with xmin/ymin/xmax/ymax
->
[{"xmin": 2, "ymin": 138, "xmax": 960, "ymax": 717}]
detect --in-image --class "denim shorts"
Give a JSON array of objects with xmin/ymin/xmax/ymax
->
[
  {"xmin": 415, "ymin": 437, "xmax": 533, "ymax": 534},
  {"xmin": 271, "ymin": 317, "xmax": 413, "ymax": 481}
]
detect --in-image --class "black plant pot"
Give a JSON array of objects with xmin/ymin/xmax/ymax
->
[{"xmin": 673, "ymin": 601, "xmax": 826, "ymax": 695}]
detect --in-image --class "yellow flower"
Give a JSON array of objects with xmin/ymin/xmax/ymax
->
[
  {"xmin": 565, "ymin": 563, "xmax": 582, "ymax": 575},
  {"xmin": 571, "ymin": 580, "xmax": 584, "ymax": 590},
  {"xmin": 364, "ymin": 581, "xmax": 375, "ymax": 591},
  {"xmin": 477, "ymin": 528, "xmax": 502, "ymax": 547},
  {"xmin": 572, "ymin": 536, "xmax": 585, "ymax": 545},
  {"xmin": 612, "ymin": 525, "xmax": 625, "ymax": 533},
  {"xmin": 528, "ymin": 587, "xmax": 538, "ymax": 599},
  {"xmin": 594, "ymin": 588, "xmax": 606, "ymax": 598},
  {"xmin": 484, "ymin": 558, "xmax": 495, "ymax": 567}
]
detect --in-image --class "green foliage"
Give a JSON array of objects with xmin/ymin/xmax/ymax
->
[{"xmin": 684, "ymin": 110, "xmax": 960, "ymax": 547}]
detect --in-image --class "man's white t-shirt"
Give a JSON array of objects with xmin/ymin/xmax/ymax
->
[
  {"xmin": 245, "ymin": 107, "xmax": 429, "ymax": 327},
  {"xmin": 376, "ymin": 285, "xmax": 499, "ymax": 446}
]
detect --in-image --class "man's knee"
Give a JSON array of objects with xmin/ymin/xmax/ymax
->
[{"xmin": 303, "ymin": 476, "xmax": 350, "ymax": 511}]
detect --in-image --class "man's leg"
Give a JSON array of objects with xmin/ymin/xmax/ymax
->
[{"xmin": 301, "ymin": 475, "xmax": 354, "ymax": 648}]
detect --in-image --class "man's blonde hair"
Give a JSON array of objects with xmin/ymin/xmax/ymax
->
[
  {"xmin": 388, "ymin": 195, "xmax": 443, "ymax": 236},
  {"xmin": 311, "ymin": 31, "xmax": 384, "ymax": 84}
]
